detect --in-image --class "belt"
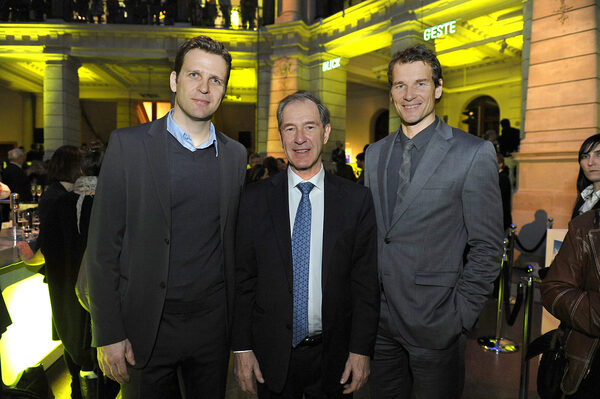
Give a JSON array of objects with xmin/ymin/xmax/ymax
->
[{"xmin": 296, "ymin": 333, "xmax": 323, "ymax": 348}]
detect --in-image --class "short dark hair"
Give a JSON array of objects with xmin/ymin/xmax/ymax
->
[
  {"xmin": 81, "ymin": 149, "xmax": 104, "ymax": 177},
  {"xmin": 388, "ymin": 44, "xmax": 443, "ymax": 88},
  {"xmin": 277, "ymin": 90, "xmax": 330, "ymax": 131},
  {"xmin": 356, "ymin": 152, "xmax": 365, "ymax": 162},
  {"xmin": 173, "ymin": 35, "xmax": 232, "ymax": 87},
  {"xmin": 48, "ymin": 145, "xmax": 82, "ymax": 184}
]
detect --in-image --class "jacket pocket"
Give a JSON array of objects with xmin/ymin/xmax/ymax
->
[{"xmin": 415, "ymin": 271, "xmax": 459, "ymax": 287}]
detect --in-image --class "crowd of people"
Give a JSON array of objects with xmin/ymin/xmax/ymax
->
[{"xmin": 3, "ymin": 32, "xmax": 598, "ymax": 399}]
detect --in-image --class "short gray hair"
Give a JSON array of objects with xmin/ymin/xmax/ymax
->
[
  {"xmin": 277, "ymin": 91, "xmax": 330, "ymax": 131},
  {"xmin": 8, "ymin": 148, "xmax": 24, "ymax": 161}
]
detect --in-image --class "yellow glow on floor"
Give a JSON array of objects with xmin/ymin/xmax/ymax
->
[{"xmin": 1, "ymin": 274, "xmax": 59, "ymax": 385}]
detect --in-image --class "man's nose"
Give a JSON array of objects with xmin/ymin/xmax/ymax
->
[
  {"xmin": 294, "ymin": 130, "xmax": 307, "ymax": 143},
  {"xmin": 198, "ymin": 78, "xmax": 209, "ymax": 93}
]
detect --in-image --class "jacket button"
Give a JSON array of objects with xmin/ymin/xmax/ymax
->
[
  {"xmin": 159, "ymin": 282, "xmax": 166, "ymax": 289},
  {"xmin": 384, "ymin": 237, "xmax": 391, "ymax": 244},
  {"xmin": 164, "ymin": 238, "xmax": 170, "ymax": 245}
]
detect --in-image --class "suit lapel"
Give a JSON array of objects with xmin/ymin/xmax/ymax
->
[
  {"xmin": 388, "ymin": 122, "xmax": 453, "ymax": 232},
  {"xmin": 268, "ymin": 173, "xmax": 294, "ymax": 290},
  {"xmin": 143, "ymin": 117, "xmax": 171, "ymax": 229},
  {"xmin": 322, "ymin": 173, "xmax": 343, "ymax": 291},
  {"xmin": 380, "ymin": 132, "xmax": 398, "ymax": 229},
  {"xmin": 217, "ymin": 130, "xmax": 233, "ymax": 244}
]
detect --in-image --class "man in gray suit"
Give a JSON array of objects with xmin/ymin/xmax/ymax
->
[
  {"xmin": 86, "ymin": 35, "xmax": 247, "ymax": 398},
  {"xmin": 364, "ymin": 44, "xmax": 503, "ymax": 398}
]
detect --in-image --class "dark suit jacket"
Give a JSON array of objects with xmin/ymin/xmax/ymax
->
[
  {"xmin": 85, "ymin": 116, "xmax": 247, "ymax": 367},
  {"xmin": 2, "ymin": 162, "xmax": 32, "ymax": 202},
  {"xmin": 232, "ymin": 170, "xmax": 380, "ymax": 393},
  {"xmin": 364, "ymin": 118, "xmax": 503, "ymax": 350}
]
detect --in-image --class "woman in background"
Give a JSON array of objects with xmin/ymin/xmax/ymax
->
[
  {"xmin": 571, "ymin": 134, "xmax": 600, "ymax": 219},
  {"xmin": 38, "ymin": 145, "xmax": 84, "ymax": 398},
  {"xmin": 57, "ymin": 148, "xmax": 119, "ymax": 399},
  {"xmin": 540, "ymin": 209, "xmax": 600, "ymax": 398}
]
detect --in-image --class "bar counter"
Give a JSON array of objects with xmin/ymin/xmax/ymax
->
[{"xmin": 0, "ymin": 227, "xmax": 62, "ymax": 386}]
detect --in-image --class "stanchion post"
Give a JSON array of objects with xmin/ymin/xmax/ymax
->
[
  {"xmin": 477, "ymin": 236, "xmax": 519, "ymax": 353},
  {"xmin": 518, "ymin": 276, "xmax": 537, "ymax": 399}
]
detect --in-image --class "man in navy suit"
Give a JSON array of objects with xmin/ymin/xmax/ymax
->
[{"xmin": 233, "ymin": 91, "xmax": 379, "ymax": 398}]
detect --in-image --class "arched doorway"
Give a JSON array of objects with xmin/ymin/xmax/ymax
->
[
  {"xmin": 373, "ymin": 109, "xmax": 389, "ymax": 143},
  {"xmin": 461, "ymin": 96, "xmax": 500, "ymax": 138}
]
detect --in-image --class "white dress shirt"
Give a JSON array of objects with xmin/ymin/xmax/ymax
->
[{"xmin": 288, "ymin": 166, "xmax": 324, "ymax": 335}]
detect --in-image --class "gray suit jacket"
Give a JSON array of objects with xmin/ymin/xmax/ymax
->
[
  {"xmin": 364, "ymin": 118, "xmax": 503, "ymax": 349},
  {"xmin": 85, "ymin": 116, "xmax": 247, "ymax": 367}
]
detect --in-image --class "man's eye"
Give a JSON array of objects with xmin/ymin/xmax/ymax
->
[{"xmin": 211, "ymin": 78, "xmax": 222, "ymax": 85}]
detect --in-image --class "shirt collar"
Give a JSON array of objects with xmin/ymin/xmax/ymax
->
[
  {"xmin": 399, "ymin": 117, "xmax": 438, "ymax": 150},
  {"xmin": 287, "ymin": 164, "xmax": 325, "ymax": 193},
  {"xmin": 166, "ymin": 109, "xmax": 219, "ymax": 156},
  {"xmin": 581, "ymin": 184, "xmax": 599, "ymax": 201}
]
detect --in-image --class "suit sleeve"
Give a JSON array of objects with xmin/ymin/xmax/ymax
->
[
  {"xmin": 232, "ymin": 188, "xmax": 257, "ymax": 351},
  {"xmin": 86, "ymin": 131, "xmax": 128, "ymax": 347},
  {"xmin": 459, "ymin": 140, "xmax": 503, "ymax": 331},
  {"xmin": 349, "ymin": 188, "xmax": 380, "ymax": 356}
]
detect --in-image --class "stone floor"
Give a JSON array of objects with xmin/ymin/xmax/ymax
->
[{"xmin": 46, "ymin": 287, "xmax": 543, "ymax": 399}]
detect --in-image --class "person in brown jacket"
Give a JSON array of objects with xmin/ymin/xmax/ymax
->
[{"xmin": 541, "ymin": 209, "xmax": 600, "ymax": 398}]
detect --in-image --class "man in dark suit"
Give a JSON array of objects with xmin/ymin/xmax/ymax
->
[
  {"xmin": 2, "ymin": 148, "xmax": 32, "ymax": 202},
  {"xmin": 233, "ymin": 91, "xmax": 379, "ymax": 398},
  {"xmin": 85, "ymin": 35, "xmax": 247, "ymax": 399},
  {"xmin": 499, "ymin": 118, "xmax": 521, "ymax": 156},
  {"xmin": 364, "ymin": 45, "xmax": 503, "ymax": 398}
]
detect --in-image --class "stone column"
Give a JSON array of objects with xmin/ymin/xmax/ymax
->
[
  {"xmin": 116, "ymin": 99, "xmax": 132, "ymax": 129},
  {"xmin": 513, "ymin": 0, "xmax": 599, "ymax": 229},
  {"xmin": 256, "ymin": 58, "xmax": 272, "ymax": 155},
  {"xmin": 43, "ymin": 57, "xmax": 80, "ymax": 157},
  {"xmin": 266, "ymin": 56, "xmax": 305, "ymax": 158},
  {"xmin": 263, "ymin": 22, "xmax": 310, "ymax": 158},
  {"xmin": 309, "ymin": 55, "xmax": 347, "ymax": 167},
  {"xmin": 276, "ymin": 0, "xmax": 301, "ymax": 23}
]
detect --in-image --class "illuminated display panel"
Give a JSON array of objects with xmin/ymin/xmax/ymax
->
[{"xmin": 1, "ymin": 274, "xmax": 60, "ymax": 385}]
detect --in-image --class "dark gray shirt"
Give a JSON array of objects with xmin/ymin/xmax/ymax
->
[{"xmin": 386, "ymin": 117, "xmax": 439, "ymax": 219}]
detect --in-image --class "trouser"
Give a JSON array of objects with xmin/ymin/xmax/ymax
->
[
  {"xmin": 257, "ymin": 341, "xmax": 350, "ymax": 399},
  {"xmin": 121, "ymin": 298, "xmax": 228, "ymax": 399},
  {"xmin": 370, "ymin": 296, "xmax": 466, "ymax": 399}
]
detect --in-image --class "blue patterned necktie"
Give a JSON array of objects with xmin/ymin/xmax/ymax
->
[{"xmin": 292, "ymin": 181, "xmax": 314, "ymax": 347}]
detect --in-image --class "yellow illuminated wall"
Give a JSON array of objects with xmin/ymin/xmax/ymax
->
[
  {"xmin": 1, "ymin": 274, "xmax": 60, "ymax": 385},
  {"xmin": 0, "ymin": 86, "xmax": 34, "ymax": 152}
]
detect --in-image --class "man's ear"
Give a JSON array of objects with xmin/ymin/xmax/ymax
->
[
  {"xmin": 169, "ymin": 71, "xmax": 178, "ymax": 93},
  {"xmin": 323, "ymin": 124, "xmax": 331, "ymax": 145},
  {"xmin": 435, "ymin": 78, "xmax": 443, "ymax": 100}
]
